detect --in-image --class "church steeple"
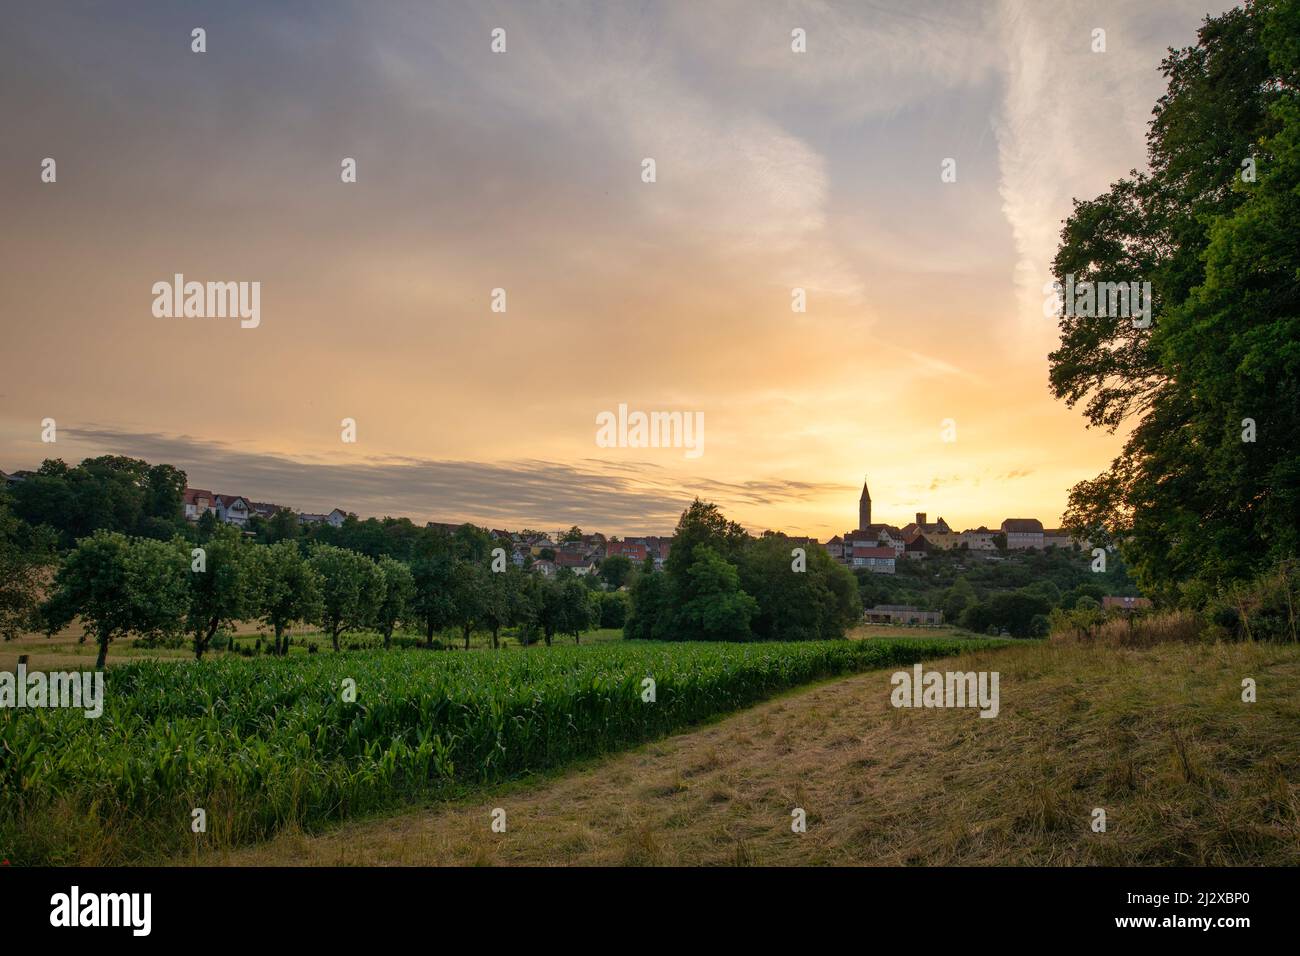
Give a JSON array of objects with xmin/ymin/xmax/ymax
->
[{"xmin": 859, "ymin": 476, "xmax": 871, "ymax": 530}]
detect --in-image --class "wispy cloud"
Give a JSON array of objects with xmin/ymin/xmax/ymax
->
[
  {"xmin": 993, "ymin": 0, "xmax": 1226, "ymax": 347},
  {"xmin": 0, "ymin": 1, "xmax": 1226, "ymax": 540},
  {"xmin": 48, "ymin": 426, "xmax": 838, "ymax": 535}
]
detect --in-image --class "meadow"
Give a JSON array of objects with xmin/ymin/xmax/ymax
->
[
  {"xmin": 222, "ymin": 638, "xmax": 1300, "ymax": 867},
  {"xmin": 0, "ymin": 623, "xmax": 631, "ymax": 671},
  {"xmin": 0, "ymin": 634, "xmax": 1004, "ymax": 864}
]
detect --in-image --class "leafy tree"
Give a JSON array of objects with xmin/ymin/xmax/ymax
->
[
  {"xmin": 142, "ymin": 463, "xmax": 187, "ymax": 524},
  {"xmin": 624, "ymin": 568, "xmax": 669, "ymax": 640},
  {"xmin": 960, "ymin": 591, "xmax": 1052, "ymax": 638},
  {"xmin": 451, "ymin": 524, "xmax": 493, "ymax": 563},
  {"xmin": 600, "ymin": 554, "xmax": 633, "ymax": 589},
  {"xmin": 266, "ymin": 507, "xmax": 301, "ymax": 545},
  {"xmin": 677, "ymin": 546, "xmax": 759, "ymax": 642},
  {"xmin": 308, "ymin": 544, "xmax": 383, "ymax": 651},
  {"xmin": 1022, "ymin": 579, "xmax": 1062, "ymax": 606},
  {"xmin": 556, "ymin": 575, "xmax": 596, "ymax": 644},
  {"xmin": 1062, "ymin": 581, "xmax": 1107, "ymax": 610},
  {"xmin": 0, "ymin": 497, "xmax": 54, "ymax": 641},
  {"xmin": 12, "ymin": 456, "xmax": 188, "ymax": 546},
  {"xmin": 180, "ymin": 524, "xmax": 252, "ymax": 660},
  {"xmin": 449, "ymin": 559, "xmax": 489, "ymax": 649},
  {"xmin": 194, "ymin": 509, "xmax": 219, "ymax": 543},
  {"xmin": 252, "ymin": 540, "xmax": 324, "ymax": 654},
  {"xmin": 481, "ymin": 565, "xmax": 523, "ymax": 649},
  {"xmin": 627, "ymin": 501, "xmax": 866, "ymax": 642},
  {"xmin": 1050, "ymin": 0, "xmax": 1300, "ymax": 601},
  {"xmin": 42, "ymin": 531, "xmax": 189, "ymax": 669},
  {"xmin": 512, "ymin": 571, "xmax": 544, "ymax": 645},
  {"xmin": 374, "ymin": 555, "xmax": 416, "ymax": 649},
  {"xmin": 379, "ymin": 517, "xmax": 422, "ymax": 562},
  {"xmin": 534, "ymin": 575, "xmax": 565, "ymax": 646},
  {"xmin": 854, "ymin": 567, "xmax": 895, "ymax": 610},
  {"xmin": 738, "ymin": 535, "xmax": 859, "ymax": 640},
  {"xmin": 598, "ymin": 590, "xmax": 631, "ymax": 629},
  {"xmin": 410, "ymin": 553, "xmax": 456, "ymax": 648},
  {"xmin": 665, "ymin": 498, "xmax": 749, "ymax": 582},
  {"xmin": 942, "ymin": 576, "xmax": 977, "ymax": 624},
  {"xmin": 561, "ymin": 525, "xmax": 583, "ymax": 543}
]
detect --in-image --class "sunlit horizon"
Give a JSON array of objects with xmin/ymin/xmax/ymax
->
[{"xmin": 0, "ymin": 0, "xmax": 1224, "ymax": 538}]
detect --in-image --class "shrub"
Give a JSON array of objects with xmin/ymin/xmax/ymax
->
[
  {"xmin": 1198, "ymin": 561, "xmax": 1298, "ymax": 642},
  {"xmin": 1051, "ymin": 608, "xmax": 1205, "ymax": 647},
  {"xmin": 598, "ymin": 591, "xmax": 631, "ymax": 629}
]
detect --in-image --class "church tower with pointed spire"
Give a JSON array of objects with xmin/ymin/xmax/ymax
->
[{"xmin": 858, "ymin": 477, "xmax": 871, "ymax": 531}]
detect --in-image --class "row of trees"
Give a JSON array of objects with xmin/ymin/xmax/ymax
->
[
  {"xmin": 37, "ymin": 525, "xmax": 605, "ymax": 668},
  {"xmin": 9, "ymin": 457, "xmax": 189, "ymax": 548},
  {"xmin": 0, "ymin": 496, "xmax": 54, "ymax": 642},
  {"xmin": 626, "ymin": 500, "xmax": 861, "ymax": 642}
]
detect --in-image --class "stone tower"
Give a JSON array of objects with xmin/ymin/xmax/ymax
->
[{"xmin": 859, "ymin": 478, "xmax": 871, "ymax": 530}]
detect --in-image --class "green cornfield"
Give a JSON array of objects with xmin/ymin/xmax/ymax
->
[{"xmin": 0, "ymin": 637, "xmax": 1003, "ymax": 863}]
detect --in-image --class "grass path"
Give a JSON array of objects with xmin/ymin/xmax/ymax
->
[{"xmin": 206, "ymin": 640, "xmax": 1300, "ymax": 866}]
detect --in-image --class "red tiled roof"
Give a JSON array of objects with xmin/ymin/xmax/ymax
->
[
  {"xmin": 1001, "ymin": 518, "xmax": 1044, "ymax": 533},
  {"xmin": 852, "ymin": 546, "xmax": 895, "ymax": 558}
]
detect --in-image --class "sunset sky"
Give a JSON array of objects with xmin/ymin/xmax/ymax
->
[{"xmin": 0, "ymin": 1, "xmax": 1233, "ymax": 537}]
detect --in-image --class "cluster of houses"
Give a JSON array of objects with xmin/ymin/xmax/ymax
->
[
  {"xmin": 449, "ymin": 527, "xmax": 675, "ymax": 578},
  {"xmin": 817, "ymin": 482, "xmax": 1087, "ymax": 575},
  {"xmin": 5, "ymin": 472, "xmax": 1087, "ymax": 582},
  {"xmin": 172, "ymin": 487, "xmax": 679, "ymax": 579},
  {"xmin": 182, "ymin": 488, "xmax": 349, "ymax": 529},
  {"xmin": 9, "ymin": 467, "xmax": 1148, "ymax": 622}
]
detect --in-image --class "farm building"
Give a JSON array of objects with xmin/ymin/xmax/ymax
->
[{"xmin": 864, "ymin": 605, "xmax": 944, "ymax": 625}]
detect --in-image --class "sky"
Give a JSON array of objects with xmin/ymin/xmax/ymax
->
[{"xmin": 0, "ymin": 1, "xmax": 1235, "ymax": 538}]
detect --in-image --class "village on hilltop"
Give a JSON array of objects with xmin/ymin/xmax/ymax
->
[
  {"xmin": 0, "ymin": 469, "xmax": 1087, "ymax": 583},
  {"xmin": 816, "ymin": 480, "xmax": 1090, "ymax": 576}
]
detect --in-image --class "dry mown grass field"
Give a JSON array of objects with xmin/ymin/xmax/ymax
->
[{"xmin": 205, "ymin": 639, "xmax": 1300, "ymax": 867}]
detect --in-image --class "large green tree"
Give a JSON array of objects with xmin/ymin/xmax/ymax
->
[
  {"xmin": 12, "ymin": 456, "xmax": 189, "ymax": 546},
  {"xmin": 409, "ymin": 552, "xmax": 456, "ymax": 648},
  {"xmin": 252, "ymin": 540, "xmax": 324, "ymax": 655},
  {"xmin": 599, "ymin": 553, "xmax": 633, "ymax": 589},
  {"xmin": 180, "ymin": 523, "xmax": 252, "ymax": 660},
  {"xmin": 624, "ymin": 567, "xmax": 670, "ymax": 640},
  {"xmin": 738, "ymin": 534, "xmax": 860, "ymax": 641},
  {"xmin": 448, "ymin": 559, "xmax": 489, "ymax": 649},
  {"xmin": 555, "ymin": 575, "xmax": 596, "ymax": 644},
  {"xmin": 1050, "ymin": 0, "xmax": 1300, "ymax": 602},
  {"xmin": 42, "ymin": 531, "xmax": 189, "ymax": 668},
  {"xmin": 374, "ymin": 556, "xmax": 416, "ymax": 650},
  {"xmin": 308, "ymin": 544, "xmax": 384, "ymax": 652},
  {"xmin": 677, "ymin": 546, "xmax": 759, "ymax": 642},
  {"xmin": 481, "ymin": 565, "xmax": 529, "ymax": 649},
  {"xmin": 0, "ymin": 496, "xmax": 54, "ymax": 641}
]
